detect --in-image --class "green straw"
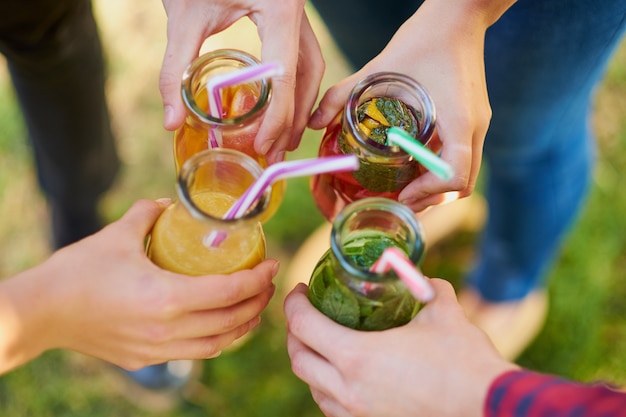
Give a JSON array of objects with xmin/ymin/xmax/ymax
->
[{"xmin": 386, "ymin": 127, "xmax": 454, "ymax": 181}]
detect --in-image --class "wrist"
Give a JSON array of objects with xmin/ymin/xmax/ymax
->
[
  {"xmin": 462, "ymin": 356, "xmax": 520, "ymax": 417},
  {"xmin": 400, "ymin": 0, "xmax": 509, "ymax": 46},
  {"xmin": 442, "ymin": 0, "xmax": 517, "ymax": 27},
  {"xmin": 0, "ymin": 263, "xmax": 60, "ymax": 373}
]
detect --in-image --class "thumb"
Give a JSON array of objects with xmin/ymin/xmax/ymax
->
[
  {"xmin": 428, "ymin": 278, "xmax": 460, "ymax": 304},
  {"xmin": 308, "ymin": 75, "xmax": 358, "ymax": 129},
  {"xmin": 411, "ymin": 278, "xmax": 467, "ymax": 325}
]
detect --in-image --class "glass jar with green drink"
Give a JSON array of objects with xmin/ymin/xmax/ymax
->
[
  {"xmin": 307, "ymin": 197, "xmax": 426, "ymax": 330},
  {"xmin": 310, "ymin": 72, "xmax": 438, "ymax": 221},
  {"xmin": 147, "ymin": 148, "xmax": 271, "ymax": 275}
]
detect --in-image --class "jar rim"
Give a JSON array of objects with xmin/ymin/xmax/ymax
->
[
  {"xmin": 330, "ymin": 197, "xmax": 426, "ymax": 282},
  {"xmin": 176, "ymin": 148, "xmax": 271, "ymax": 225},
  {"xmin": 344, "ymin": 72, "xmax": 437, "ymax": 158},
  {"xmin": 181, "ymin": 49, "xmax": 272, "ymax": 126}
]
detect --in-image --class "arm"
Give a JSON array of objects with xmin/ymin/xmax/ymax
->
[
  {"xmin": 309, "ymin": 0, "xmax": 517, "ymax": 212},
  {"xmin": 0, "ymin": 199, "xmax": 278, "ymax": 375},
  {"xmin": 284, "ymin": 279, "xmax": 517, "ymax": 417},
  {"xmin": 487, "ymin": 369, "xmax": 626, "ymax": 417},
  {"xmin": 159, "ymin": 0, "xmax": 324, "ymax": 164}
]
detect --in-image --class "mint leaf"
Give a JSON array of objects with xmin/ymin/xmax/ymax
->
[
  {"xmin": 361, "ymin": 292, "xmax": 419, "ymax": 331},
  {"xmin": 346, "ymin": 235, "xmax": 402, "ymax": 268},
  {"xmin": 320, "ymin": 283, "xmax": 360, "ymax": 329}
]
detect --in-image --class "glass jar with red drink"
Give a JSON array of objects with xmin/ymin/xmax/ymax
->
[{"xmin": 310, "ymin": 72, "xmax": 438, "ymax": 221}]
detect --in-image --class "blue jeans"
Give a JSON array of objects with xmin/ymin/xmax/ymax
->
[{"xmin": 310, "ymin": 0, "xmax": 626, "ymax": 301}]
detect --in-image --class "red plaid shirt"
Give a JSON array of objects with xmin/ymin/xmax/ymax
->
[{"xmin": 486, "ymin": 369, "xmax": 626, "ymax": 416}]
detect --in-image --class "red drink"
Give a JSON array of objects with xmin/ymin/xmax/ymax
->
[{"xmin": 310, "ymin": 73, "xmax": 438, "ymax": 221}]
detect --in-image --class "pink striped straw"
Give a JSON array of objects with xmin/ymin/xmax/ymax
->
[
  {"xmin": 225, "ymin": 155, "xmax": 359, "ymax": 220},
  {"xmin": 204, "ymin": 154, "xmax": 360, "ymax": 247},
  {"xmin": 206, "ymin": 62, "xmax": 284, "ymax": 149},
  {"xmin": 370, "ymin": 247, "xmax": 435, "ymax": 303}
]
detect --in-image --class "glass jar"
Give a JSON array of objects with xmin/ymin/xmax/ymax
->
[
  {"xmin": 310, "ymin": 72, "xmax": 438, "ymax": 221},
  {"xmin": 176, "ymin": 48, "xmax": 284, "ymax": 217},
  {"xmin": 176, "ymin": 49, "xmax": 272, "ymax": 169},
  {"xmin": 307, "ymin": 197, "xmax": 426, "ymax": 330},
  {"xmin": 147, "ymin": 148, "xmax": 271, "ymax": 275}
]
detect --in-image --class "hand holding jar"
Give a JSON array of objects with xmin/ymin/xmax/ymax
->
[
  {"xmin": 147, "ymin": 148, "xmax": 272, "ymax": 275},
  {"xmin": 308, "ymin": 0, "xmax": 499, "ymax": 213},
  {"xmin": 159, "ymin": 0, "xmax": 324, "ymax": 164}
]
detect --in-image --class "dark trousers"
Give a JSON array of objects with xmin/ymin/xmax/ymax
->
[{"xmin": 0, "ymin": 0, "xmax": 119, "ymax": 214}]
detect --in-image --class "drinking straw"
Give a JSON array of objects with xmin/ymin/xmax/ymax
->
[
  {"xmin": 207, "ymin": 61, "xmax": 283, "ymax": 117},
  {"xmin": 227, "ymin": 154, "xmax": 359, "ymax": 220},
  {"xmin": 386, "ymin": 126, "xmax": 454, "ymax": 181},
  {"xmin": 205, "ymin": 154, "xmax": 360, "ymax": 247},
  {"xmin": 370, "ymin": 247, "xmax": 435, "ymax": 303},
  {"xmin": 205, "ymin": 62, "xmax": 284, "ymax": 149},
  {"xmin": 207, "ymin": 126, "xmax": 220, "ymax": 149}
]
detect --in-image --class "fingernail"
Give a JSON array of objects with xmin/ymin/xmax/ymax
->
[
  {"xmin": 400, "ymin": 198, "xmax": 417, "ymax": 206},
  {"xmin": 163, "ymin": 105, "xmax": 174, "ymax": 128},
  {"xmin": 276, "ymin": 151, "xmax": 285, "ymax": 162},
  {"xmin": 155, "ymin": 197, "xmax": 173, "ymax": 207},
  {"xmin": 308, "ymin": 109, "xmax": 322, "ymax": 127},
  {"xmin": 259, "ymin": 139, "xmax": 275, "ymax": 155},
  {"xmin": 271, "ymin": 260, "xmax": 280, "ymax": 277},
  {"xmin": 207, "ymin": 350, "xmax": 222, "ymax": 359},
  {"xmin": 250, "ymin": 316, "xmax": 262, "ymax": 329}
]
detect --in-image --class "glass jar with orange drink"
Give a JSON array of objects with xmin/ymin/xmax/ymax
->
[
  {"xmin": 176, "ymin": 49, "xmax": 283, "ymax": 216},
  {"xmin": 310, "ymin": 72, "xmax": 439, "ymax": 221},
  {"xmin": 147, "ymin": 148, "xmax": 271, "ymax": 275}
]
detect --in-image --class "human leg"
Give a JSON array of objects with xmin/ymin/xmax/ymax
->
[
  {"xmin": 461, "ymin": 0, "xmax": 626, "ymax": 357},
  {"xmin": 0, "ymin": 0, "xmax": 119, "ymax": 249},
  {"xmin": 469, "ymin": 0, "xmax": 626, "ymax": 301}
]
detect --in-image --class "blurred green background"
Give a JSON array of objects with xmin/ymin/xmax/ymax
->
[{"xmin": 0, "ymin": 1, "xmax": 625, "ymax": 416}]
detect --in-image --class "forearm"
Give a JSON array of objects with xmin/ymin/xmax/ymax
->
[
  {"xmin": 386, "ymin": 0, "xmax": 517, "ymax": 57},
  {"xmin": 0, "ymin": 265, "xmax": 57, "ymax": 374}
]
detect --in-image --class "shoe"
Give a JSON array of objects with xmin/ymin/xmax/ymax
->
[
  {"xmin": 122, "ymin": 361, "xmax": 197, "ymax": 390},
  {"xmin": 50, "ymin": 202, "xmax": 103, "ymax": 249},
  {"xmin": 114, "ymin": 360, "xmax": 201, "ymax": 412},
  {"xmin": 458, "ymin": 288, "xmax": 549, "ymax": 361}
]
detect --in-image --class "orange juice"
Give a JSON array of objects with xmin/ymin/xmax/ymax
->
[
  {"xmin": 147, "ymin": 190, "xmax": 266, "ymax": 275},
  {"xmin": 174, "ymin": 84, "xmax": 263, "ymax": 170}
]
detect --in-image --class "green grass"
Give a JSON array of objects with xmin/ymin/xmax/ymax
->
[{"xmin": 0, "ymin": 3, "xmax": 625, "ymax": 415}]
